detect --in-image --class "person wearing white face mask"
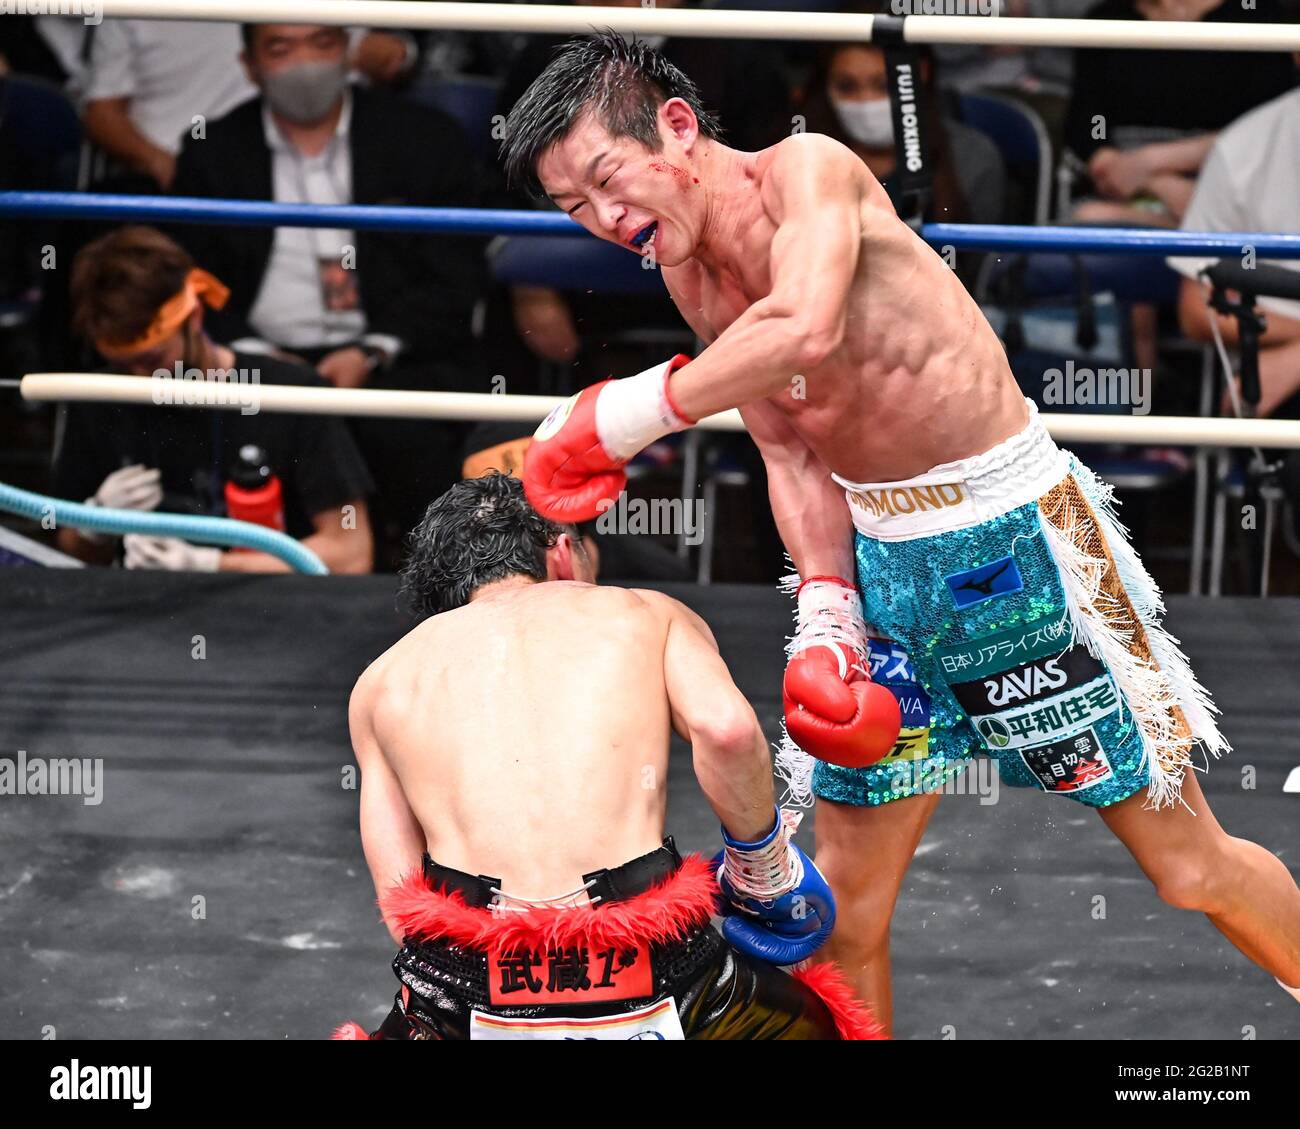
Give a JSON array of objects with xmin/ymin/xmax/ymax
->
[
  {"xmin": 832, "ymin": 95, "xmax": 895, "ymax": 152},
  {"xmin": 799, "ymin": 41, "xmax": 1007, "ymax": 231}
]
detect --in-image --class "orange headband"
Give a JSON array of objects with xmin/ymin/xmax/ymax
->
[{"xmin": 95, "ymin": 268, "xmax": 230, "ymax": 359}]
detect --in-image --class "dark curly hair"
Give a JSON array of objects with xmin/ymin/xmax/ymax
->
[
  {"xmin": 501, "ymin": 29, "xmax": 723, "ymax": 199},
  {"xmin": 399, "ymin": 473, "xmax": 567, "ymax": 616}
]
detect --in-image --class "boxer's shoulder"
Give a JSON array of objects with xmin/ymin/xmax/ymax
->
[
  {"xmin": 764, "ymin": 133, "xmax": 866, "ymax": 195},
  {"xmin": 628, "ymin": 587, "xmax": 718, "ymax": 647}
]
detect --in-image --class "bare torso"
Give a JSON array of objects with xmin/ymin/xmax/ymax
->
[
  {"xmin": 666, "ymin": 138, "xmax": 1028, "ymax": 483},
  {"xmin": 359, "ymin": 582, "xmax": 671, "ymax": 899}
]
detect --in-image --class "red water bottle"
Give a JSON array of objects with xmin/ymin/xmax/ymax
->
[{"xmin": 224, "ymin": 444, "xmax": 285, "ymax": 546}]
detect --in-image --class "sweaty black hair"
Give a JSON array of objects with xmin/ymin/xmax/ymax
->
[
  {"xmin": 501, "ymin": 29, "xmax": 723, "ymax": 199},
  {"xmin": 399, "ymin": 472, "xmax": 568, "ymax": 617}
]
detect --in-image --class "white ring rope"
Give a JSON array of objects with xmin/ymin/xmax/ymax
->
[
  {"xmin": 85, "ymin": 2, "xmax": 1300, "ymax": 52},
  {"xmin": 21, "ymin": 373, "xmax": 1300, "ymax": 450}
]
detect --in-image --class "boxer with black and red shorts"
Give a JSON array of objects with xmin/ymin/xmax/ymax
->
[{"xmin": 333, "ymin": 473, "xmax": 879, "ymax": 1041}]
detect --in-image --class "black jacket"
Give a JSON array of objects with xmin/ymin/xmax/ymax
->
[{"xmin": 171, "ymin": 87, "xmax": 493, "ymax": 368}]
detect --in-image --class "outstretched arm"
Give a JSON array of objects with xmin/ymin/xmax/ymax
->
[
  {"xmin": 523, "ymin": 134, "xmax": 864, "ymax": 524},
  {"xmin": 666, "ymin": 134, "xmax": 864, "ymax": 418}
]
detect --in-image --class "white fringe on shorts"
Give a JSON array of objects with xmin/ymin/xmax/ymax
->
[{"xmin": 1038, "ymin": 458, "xmax": 1229, "ymax": 810}]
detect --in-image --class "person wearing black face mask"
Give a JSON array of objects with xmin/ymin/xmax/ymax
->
[{"xmin": 171, "ymin": 22, "xmax": 500, "ymax": 570}]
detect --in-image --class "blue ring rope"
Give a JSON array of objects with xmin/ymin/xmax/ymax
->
[
  {"xmin": 2, "ymin": 191, "xmax": 1299, "ymax": 257},
  {"xmin": 0, "ymin": 481, "xmax": 329, "ymax": 575}
]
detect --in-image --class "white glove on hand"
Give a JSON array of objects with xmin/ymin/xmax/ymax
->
[
  {"xmin": 88, "ymin": 464, "xmax": 163, "ymax": 511},
  {"xmin": 124, "ymin": 534, "xmax": 222, "ymax": 572}
]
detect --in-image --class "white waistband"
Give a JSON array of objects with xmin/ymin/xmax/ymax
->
[{"xmin": 833, "ymin": 400, "xmax": 1070, "ymax": 541}]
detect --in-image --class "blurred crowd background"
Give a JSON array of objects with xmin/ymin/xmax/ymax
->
[{"xmin": 1, "ymin": 0, "xmax": 1298, "ymax": 592}]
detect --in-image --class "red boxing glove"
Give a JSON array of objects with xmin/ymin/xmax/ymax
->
[
  {"xmin": 782, "ymin": 576, "xmax": 900, "ymax": 769},
  {"xmin": 524, "ymin": 355, "xmax": 693, "ymax": 524},
  {"xmin": 783, "ymin": 646, "xmax": 901, "ymax": 768}
]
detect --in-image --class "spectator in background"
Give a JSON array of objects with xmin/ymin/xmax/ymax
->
[
  {"xmin": 496, "ymin": 0, "xmax": 794, "ymax": 371},
  {"xmin": 797, "ymin": 38, "xmax": 1007, "ymax": 229},
  {"xmin": 172, "ymin": 22, "xmax": 497, "ymax": 567},
  {"xmin": 1065, "ymin": 0, "xmax": 1296, "ymax": 227},
  {"xmin": 1167, "ymin": 82, "xmax": 1300, "ymax": 531},
  {"xmin": 930, "ymin": 0, "xmax": 1095, "ymax": 155},
  {"xmin": 81, "ymin": 18, "xmax": 257, "ymax": 191},
  {"xmin": 81, "ymin": 18, "xmax": 420, "ymax": 191},
  {"xmin": 25, "ymin": 14, "xmax": 93, "ymax": 97},
  {"xmin": 54, "ymin": 226, "xmax": 374, "ymax": 575}
]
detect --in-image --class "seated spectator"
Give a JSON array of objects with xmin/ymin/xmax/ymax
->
[
  {"xmin": 81, "ymin": 18, "xmax": 419, "ymax": 192},
  {"xmin": 797, "ymin": 37, "xmax": 1007, "ymax": 228},
  {"xmin": 930, "ymin": 0, "xmax": 1097, "ymax": 157},
  {"xmin": 1166, "ymin": 83, "xmax": 1300, "ymax": 536},
  {"xmin": 497, "ymin": 0, "xmax": 794, "ymax": 373},
  {"xmin": 172, "ymin": 21, "xmax": 497, "ymax": 565},
  {"xmin": 81, "ymin": 18, "xmax": 257, "ymax": 191},
  {"xmin": 54, "ymin": 225, "xmax": 375, "ymax": 575},
  {"xmin": 1064, "ymin": 0, "xmax": 1296, "ymax": 228},
  {"xmin": 1168, "ymin": 84, "xmax": 1300, "ymax": 418}
]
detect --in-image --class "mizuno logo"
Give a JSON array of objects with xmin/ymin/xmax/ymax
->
[{"xmin": 954, "ymin": 559, "xmax": 1014, "ymax": 597}]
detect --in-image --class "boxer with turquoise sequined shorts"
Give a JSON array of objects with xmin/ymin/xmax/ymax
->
[
  {"xmin": 505, "ymin": 34, "xmax": 1300, "ymax": 1031},
  {"xmin": 802, "ymin": 401, "xmax": 1226, "ymax": 813}
]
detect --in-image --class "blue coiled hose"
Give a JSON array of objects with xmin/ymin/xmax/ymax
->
[{"xmin": 0, "ymin": 480, "xmax": 328, "ymax": 575}]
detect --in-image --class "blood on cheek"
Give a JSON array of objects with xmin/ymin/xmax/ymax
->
[{"xmin": 647, "ymin": 159, "xmax": 698, "ymax": 187}]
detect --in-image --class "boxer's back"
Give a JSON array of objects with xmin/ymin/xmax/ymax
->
[{"xmin": 363, "ymin": 581, "xmax": 672, "ymax": 897}]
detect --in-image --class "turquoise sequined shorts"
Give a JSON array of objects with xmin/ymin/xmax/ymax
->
[{"xmin": 809, "ymin": 402, "xmax": 1224, "ymax": 811}]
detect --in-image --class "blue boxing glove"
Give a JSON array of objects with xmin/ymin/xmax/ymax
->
[{"xmin": 715, "ymin": 807, "xmax": 836, "ymax": 966}]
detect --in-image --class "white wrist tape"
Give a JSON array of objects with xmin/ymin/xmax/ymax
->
[
  {"xmin": 594, "ymin": 357, "xmax": 692, "ymax": 461},
  {"xmin": 793, "ymin": 578, "xmax": 869, "ymax": 673},
  {"xmin": 722, "ymin": 810, "xmax": 805, "ymax": 903}
]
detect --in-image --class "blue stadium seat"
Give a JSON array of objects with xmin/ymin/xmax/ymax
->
[
  {"xmin": 408, "ymin": 74, "xmax": 502, "ymax": 159},
  {"xmin": 0, "ymin": 74, "xmax": 82, "ymax": 188},
  {"xmin": 958, "ymin": 92, "xmax": 1052, "ymax": 226},
  {"xmin": 993, "ymin": 249, "xmax": 1183, "ymax": 307}
]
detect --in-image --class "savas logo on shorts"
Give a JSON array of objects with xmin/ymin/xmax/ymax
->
[
  {"xmin": 951, "ymin": 643, "xmax": 1104, "ymax": 716},
  {"xmin": 983, "ymin": 656, "xmax": 1068, "ymax": 708}
]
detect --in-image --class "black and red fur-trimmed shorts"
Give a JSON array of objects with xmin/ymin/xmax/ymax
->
[{"xmin": 333, "ymin": 839, "xmax": 879, "ymax": 1041}]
